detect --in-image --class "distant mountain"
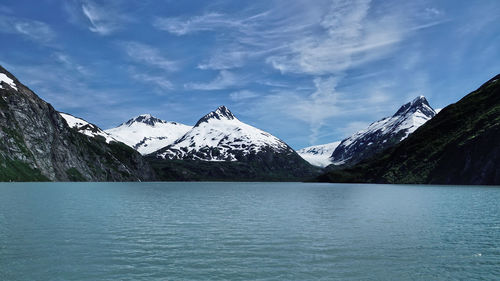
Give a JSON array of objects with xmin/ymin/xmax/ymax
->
[
  {"xmin": 318, "ymin": 74, "xmax": 500, "ymax": 185},
  {"xmin": 0, "ymin": 65, "xmax": 155, "ymax": 181},
  {"xmin": 329, "ymin": 96, "xmax": 436, "ymax": 167},
  {"xmin": 105, "ymin": 114, "xmax": 191, "ymax": 155},
  {"xmin": 59, "ymin": 112, "xmax": 116, "ymax": 143},
  {"xmin": 148, "ymin": 106, "xmax": 319, "ymax": 181},
  {"xmin": 154, "ymin": 106, "xmax": 294, "ymax": 161},
  {"xmin": 297, "ymin": 141, "xmax": 341, "ymax": 167}
]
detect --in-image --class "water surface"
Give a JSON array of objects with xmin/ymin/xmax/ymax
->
[{"xmin": 0, "ymin": 182, "xmax": 499, "ymax": 280}]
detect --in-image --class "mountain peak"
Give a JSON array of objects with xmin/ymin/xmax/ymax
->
[
  {"xmin": 195, "ymin": 105, "xmax": 236, "ymax": 126},
  {"xmin": 393, "ymin": 96, "xmax": 435, "ymax": 117},
  {"xmin": 124, "ymin": 114, "xmax": 166, "ymax": 126}
]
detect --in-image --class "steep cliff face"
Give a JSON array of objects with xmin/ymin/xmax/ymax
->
[{"xmin": 0, "ymin": 65, "xmax": 155, "ymax": 181}]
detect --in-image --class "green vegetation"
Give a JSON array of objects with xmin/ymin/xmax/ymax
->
[
  {"xmin": 148, "ymin": 156, "xmax": 321, "ymax": 182},
  {"xmin": 318, "ymin": 75, "xmax": 500, "ymax": 185},
  {"xmin": 1, "ymin": 126, "xmax": 33, "ymax": 158},
  {"xmin": 0, "ymin": 155, "xmax": 49, "ymax": 181},
  {"xmin": 66, "ymin": 168, "xmax": 86, "ymax": 182}
]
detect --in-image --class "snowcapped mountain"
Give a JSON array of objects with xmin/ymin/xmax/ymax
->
[
  {"xmin": 329, "ymin": 96, "xmax": 436, "ymax": 166},
  {"xmin": 297, "ymin": 141, "xmax": 341, "ymax": 167},
  {"xmin": 105, "ymin": 114, "xmax": 191, "ymax": 155},
  {"xmin": 59, "ymin": 112, "xmax": 116, "ymax": 143},
  {"xmin": 153, "ymin": 106, "xmax": 294, "ymax": 161}
]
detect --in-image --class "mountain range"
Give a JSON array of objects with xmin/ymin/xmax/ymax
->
[
  {"xmin": 298, "ymin": 96, "xmax": 436, "ymax": 167},
  {"xmin": 146, "ymin": 106, "xmax": 319, "ymax": 181},
  {"xmin": 105, "ymin": 114, "xmax": 191, "ymax": 155},
  {"xmin": 1, "ymin": 64, "xmax": 498, "ymax": 184}
]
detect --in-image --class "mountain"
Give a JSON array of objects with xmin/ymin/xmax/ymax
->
[
  {"xmin": 153, "ymin": 106, "xmax": 294, "ymax": 161},
  {"xmin": 106, "ymin": 114, "xmax": 191, "ymax": 155},
  {"xmin": 329, "ymin": 96, "xmax": 436, "ymax": 167},
  {"xmin": 297, "ymin": 141, "xmax": 341, "ymax": 167},
  {"xmin": 147, "ymin": 106, "xmax": 319, "ymax": 181},
  {"xmin": 0, "ymin": 65, "xmax": 155, "ymax": 181},
  {"xmin": 318, "ymin": 74, "xmax": 500, "ymax": 185},
  {"xmin": 59, "ymin": 112, "xmax": 116, "ymax": 143}
]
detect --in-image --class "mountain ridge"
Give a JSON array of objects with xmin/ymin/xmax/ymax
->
[
  {"xmin": 328, "ymin": 96, "xmax": 436, "ymax": 167},
  {"xmin": 318, "ymin": 74, "xmax": 500, "ymax": 185},
  {"xmin": 147, "ymin": 106, "xmax": 320, "ymax": 181},
  {"xmin": 153, "ymin": 106, "xmax": 293, "ymax": 161},
  {"xmin": 0, "ymin": 65, "xmax": 155, "ymax": 182},
  {"xmin": 106, "ymin": 114, "xmax": 191, "ymax": 155}
]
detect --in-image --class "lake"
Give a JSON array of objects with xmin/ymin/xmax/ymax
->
[{"xmin": 0, "ymin": 182, "xmax": 499, "ymax": 280}]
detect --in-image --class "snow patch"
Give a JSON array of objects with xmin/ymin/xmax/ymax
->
[
  {"xmin": 106, "ymin": 114, "xmax": 191, "ymax": 155},
  {"xmin": 0, "ymin": 73, "xmax": 17, "ymax": 91},
  {"xmin": 297, "ymin": 141, "xmax": 341, "ymax": 167},
  {"xmin": 60, "ymin": 112, "xmax": 116, "ymax": 143}
]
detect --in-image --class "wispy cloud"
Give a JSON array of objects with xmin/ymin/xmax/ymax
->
[
  {"xmin": 122, "ymin": 41, "xmax": 177, "ymax": 71},
  {"xmin": 198, "ymin": 50, "xmax": 248, "ymax": 70},
  {"xmin": 153, "ymin": 12, "xmax": 249, "ymax": 36},
  {"xmin": 185, "ymin": 70, "xmax": 243, "ymax": 90},
  {"xmin": 265, "ymin": 0, "xmax": 406, "ymax": 75},
  {"xmin": 78, "ymin": 0, "xmax": 131, "ymax": 35},
  {"xmin": 0, "ymin": 14, "xmax": 56, "ymax": 44},
  {"xmin": 130, "ymin": 72, "xmax": 173, "ymax": 91},
  {"xmin": 53, "ymin": 53, "xmax": 89, "ymax": 75},
  {"xmin": 229, "ymin": 90, "xmax": 259, "ymax": 101}
]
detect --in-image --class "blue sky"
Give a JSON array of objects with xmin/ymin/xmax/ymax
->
[{"xmin": 0, "ymin": 0, "xmax": 499, "ymax": 149}]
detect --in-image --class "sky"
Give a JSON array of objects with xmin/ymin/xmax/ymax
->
[{"xmin": 0, "ymin": 0, "xmax": 499, "ymax": 149}]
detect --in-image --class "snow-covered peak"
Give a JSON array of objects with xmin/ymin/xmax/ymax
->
[
  {"xmin": 0, "ymin": 72, "xmax": 17, "ymax": 91},
  {"xmin": 330, "ymin": 96, "xmax": 437, "ymax": 166},
  {"xmin": 59, "ymin": 112, "xmax": 116, "ymax": 143},
  {"xmin": 154, "ymin": 106, "xmax": 293, "ymax": 161},
  {"xmin": 195, "ymin": 105, "xmax": 236, "ymax": 126},
  {"xmin": 297, "ymin": 141, "xmax": 341, "ymax": 167},
  {"xmin": 393, "ymin": 96, "xmax": 434, "ymax": 118},
  {"xmin": 106, "ymin": 115, "xmax": 191, "ymax": 155},
  {"xmin": 124, "ymin": 114, "xmax": 170, "ymax": 127}
]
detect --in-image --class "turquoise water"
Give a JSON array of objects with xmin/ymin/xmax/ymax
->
[{"xmin": 0, "ymin": 182, "xmax": 499, "ymax": 280}]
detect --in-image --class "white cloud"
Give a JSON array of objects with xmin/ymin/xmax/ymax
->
[
  {"xmin": 229, "ymin": 90, "xmax": 258, "ymax": 101},
  {"xmin": 80, "ymin": 0, "xmax": 130, "ymax": 35},
  {"xmin": 265, "ymin": 0, "xmax": 407, "ymax": 75},
  {"xmin": 252, "ymin": 76, "xmax": 342, "ymax": 144},
  {"xmin": 53, "ymin": 53, "xmax": 89, "ymax": 76},
  {"xmin": 152, "ymin": 0, "xmax": 447, "ymax": 145},
  {"xmin": 0, "ymin": 15, "xmax": 55, "ymax": 44},
  {"xmin": 153, "ymin": 13, "xmax": 248, "ymax": 36},
  {"xmin": 130, "ymin": 72, "xmax": 173, "ymax": 91},
  {"xmin": 198, "ymin": 50, "xmax": 248, "ymax": 70},
  {"xmin": 123, "ymin": 42, "xmax": 177, "ymax": 71},
  {"xmin": 185, "ymin": 70, "xmax": 243, "ymax": 90}
]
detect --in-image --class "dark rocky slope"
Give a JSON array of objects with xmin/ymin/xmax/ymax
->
[
  {"xmin": 318, "ymin": 74, "xmax": 500, "ymax": 185},
  {"xmin": 0, "ymin": 65, "xmax": 155, "ymax": 181}
]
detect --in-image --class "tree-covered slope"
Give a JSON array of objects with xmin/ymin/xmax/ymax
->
[{"xmin": 318, "ymin": 74, "xmax": 500, "ymax": 185}]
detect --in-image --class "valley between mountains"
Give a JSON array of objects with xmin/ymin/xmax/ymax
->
[{"xmin": 1, "ymin": 65, "xmax": 499, "ymax": 184}]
